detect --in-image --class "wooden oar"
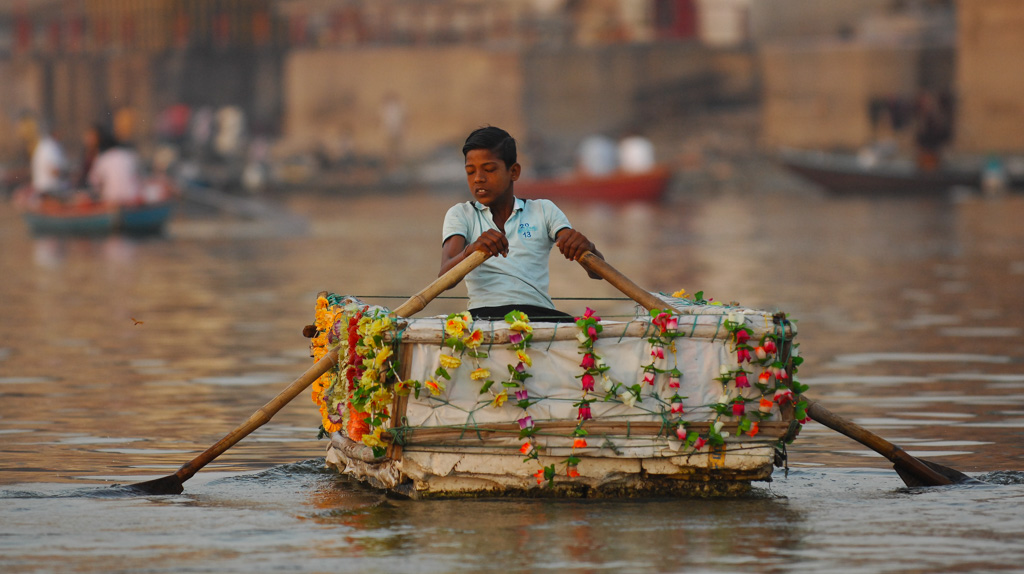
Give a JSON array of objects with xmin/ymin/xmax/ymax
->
[
  {"xmin": 127, "ymin": 250, "xmax": 489, "ymax": 495},
  {"xmin": 575, "ymin": 251, "xmax": 974, "ymax": 487}
]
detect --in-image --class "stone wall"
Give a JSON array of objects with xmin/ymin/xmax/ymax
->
[
  {"xmin": 956, "ymin": 0, "xmax": 1024, "ymax": 153},
  {"xmin": 760, "ymin": 41, "xmax": 940, "ymax": 151}
]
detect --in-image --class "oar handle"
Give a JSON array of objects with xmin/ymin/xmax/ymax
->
[
  {"xmin": 172, "ymin": 250, "xmax": 491, "ymax": 484},
  {"xmin": 393, "ymin": 250, "xmax": 488, "ymax": 317},
  {"xmin": 577, "ymin": 251, "xmax": 665, "ymax": 311}
]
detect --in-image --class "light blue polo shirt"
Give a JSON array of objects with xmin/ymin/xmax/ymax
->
[{"xmin": 442, "ymin": 197, "xmax": 572, "ymax": 310}]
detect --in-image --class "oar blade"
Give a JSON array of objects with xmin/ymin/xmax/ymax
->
[
  {"xmin": 123, "ymin": 474, "xmax": 184, "ymax": 495},
  {"xmin": 893, "ymin": 457, "xmax": 978, "ymax": 487}
]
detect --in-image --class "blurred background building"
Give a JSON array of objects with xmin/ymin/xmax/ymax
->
[{"xmin": 0, "ymin": 0, "xmax": 1021, "ymax": 187}]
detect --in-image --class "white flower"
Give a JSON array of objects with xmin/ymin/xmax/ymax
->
[
  {"xmin": 576, "ymin": 331, "xmax": 590, "ymax": 344},
  {"xmin": 713, "ymin": 420, "xmax": 725, "ymax": 434},
  {"xmin": 619, "ymin": 392, "xmax": 637, "ymax": 408},
  {"xmin": 720, "ymin": 365, "xmax": 731, "ymax": 376},
  {"xmin": 601, "ymin": 375, "xmax": 614, "ymax": 392}
]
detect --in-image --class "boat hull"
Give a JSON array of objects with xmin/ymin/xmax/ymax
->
[
  {"xmin": 780, "ymin": 149, "xmax": 979, "ymax": 194},
  {"xmin": 21, "ymin": 201, "xmax": 174, "ymax": 236},
  {"xmin": 515, "ymin": 167, "xmax": 672, "ymax": 203},
  {"xmin": 310, "ymin": 295, "xmax": 802, "ymax": 498}
]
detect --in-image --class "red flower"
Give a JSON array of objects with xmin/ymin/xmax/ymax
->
[
  {"xmin": 520, "ymin": 441, "xmax": 535, "ymax": 455},
  {"xmin": 755, "ymin": 346, "xmax": 768, "ymax": 360},
  {"xmin": 732, "ymin": 402, "xmax": 746, "ymax": 416},
  {"xmin": 735, "ymin": 372, "xmax": 750, "ymax": 388},
  {"xmin": 675, "ymin": 426, "xmax": 687, "ymax": 440},
  {"xmin": 758, "ymin": 371, "xmax": 771, "ymax": 385},
  {"xmin": 573, "ymin": 438, "xmax": 588, "ymax": 449},
  {"xmin": 735, "ymin": 329, "xmax": 751, "ymax": 345},
  {"xmin": 577, "ymin": 404, "xmax": 592, "ymax": 420},
  {"xmin": 671, "ymin": 401, "xmax": 684, "ymax": 414},
  {"xmin": 737, "ymin": 347, "xmax": 752, "ymax": 364},
  {"xmin": 748, "ymin": 422, "xmax": 760, "ymax": 437},
  {"xmin": 581, "ymin": 373, "xmax": 595, "ymax": 391},
  {"xmin": 535, "ymin": 469, "xmax": 546, "ymax": 484},
  {"xmin": 763, "ymin": 339, "xmax": 777, "ymax": 354},
  {"xmin": 567, "ymin": 466, "xmax": 580, "ymax": 478},
  {"xmin": 580, "ymin": 353, "xmax": 596, "ymax": 369},
  {"xmin": 693, "ymin": 436, "xmax": 707, "ymax": 450}
]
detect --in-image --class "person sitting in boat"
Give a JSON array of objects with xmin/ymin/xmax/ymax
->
[
  {"xmin": 29, "ymin": 123, "xmax": 70, "ymax": 204},
  {"xmin": 87, "ymin": 126, "xmax": 144, "ymax": 206},
  {"xmin": 440, "ymin": 126, "xmax": 602, "ymax": 323}
]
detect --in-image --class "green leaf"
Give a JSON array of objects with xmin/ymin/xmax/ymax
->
[{"xmin": 479, "ymin": 380, "xmax": 495, "ymax": 394}]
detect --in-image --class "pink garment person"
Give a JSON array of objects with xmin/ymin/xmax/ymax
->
[{"xmin": 89, "ymin": 147, "xmax": 143, "ymax": 205}]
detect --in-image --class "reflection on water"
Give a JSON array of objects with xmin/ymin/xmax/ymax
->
[{"xmin": 2, "ymin": 190, "xmax": 1024, "ymax": 571}]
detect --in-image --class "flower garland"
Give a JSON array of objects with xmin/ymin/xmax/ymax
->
[
  {"xmin": 311, "ymin": 290, "xmax": 809, "ymax": 481},
  {"xmin": 309, "ymin": 297, "xmax": 401, "ymax": 457}
]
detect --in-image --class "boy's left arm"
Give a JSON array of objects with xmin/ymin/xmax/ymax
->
[{"xmin": 555, "ymin": 228, "xmax": 604, "ymax": 279}]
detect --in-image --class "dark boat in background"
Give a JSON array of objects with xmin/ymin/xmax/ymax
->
[
  {"xmin": 779, "ymin": 148, "xmax": 983, "ymax": 194},
  {"xmin": 515, "ymin": 166, "xmax": 672, "ymax": 203}
]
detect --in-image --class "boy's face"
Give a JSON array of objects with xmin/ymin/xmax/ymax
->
[{"xmin": 465, "ymin": 148, "xmax": 520, "ymax": 207}]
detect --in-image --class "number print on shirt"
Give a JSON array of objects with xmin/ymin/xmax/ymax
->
[{"xmin": 518, "ymin": 222, "xmax": 538, "ymax": 239}]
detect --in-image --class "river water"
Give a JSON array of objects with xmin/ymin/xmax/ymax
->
[{"xmin": 2, "ymin": 183, "xmax": 1024, "ymax": 573}]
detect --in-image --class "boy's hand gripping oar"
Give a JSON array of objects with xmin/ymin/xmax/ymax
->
[
  {"xmin": 575, "ymin": 251, "xmax": 973, "ymax": 487},
  {"xmin": 127, "ymin": 251, "xmax": 489, "ymax": 495}
]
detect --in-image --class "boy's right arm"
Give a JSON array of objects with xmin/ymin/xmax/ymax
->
[{"xmin": 439, "ymin": 230, "xmax": 508, "ymax": 277}]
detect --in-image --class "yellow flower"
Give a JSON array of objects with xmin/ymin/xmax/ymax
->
[
  {"xmin": 445, "ymin": 317, "xmax": 466, "ymax": 338},
  {"xmin": 316, "ymin": 296, "xmax": 329, "ymax": 311},
  {"xmin": 424, "ymin": 379, "xmax": 445, "ymax": 396},
  {"xmin": 360, "ymin": 368, "xmax": 380, "ymax": 388},
  {"xmin": 508, "ymin": 320, "xmax": 532, "ymax": 333},
  {"xmin": 516, "ymin": 350, "xmax": 532, "ymax": 367},
  {"xmin": 374, "ymin": 346, "xmax": 393, "ymax": 369},
  {"xmin": 361, "ymin": 427, "xmax": 386, "ymax": 449},
  {"xmin": 672, "ymin": 288, "xmax": 687, "ymax": 298},
  {"xmin": 491, "ymin": 389, "xmax": 508, "ymax": 408},
  {"xmin": 370, "ymin": 387, "xmax": 393, "ymax": 411},
  {"xmin": 470, "ymin": 367, "xmax": 491, "ymax": 381},
  {"xmin": 439, "ymin": 354, "xmax": 462, "ymax": 370},
  {"xmin": 465, "ymin": 329, "xmax": 484, "ymax": 349}
]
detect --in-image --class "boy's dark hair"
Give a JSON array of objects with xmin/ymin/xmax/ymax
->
[{"xmin": 462, "ymin": 126, "xmax": 517, "ymax": 168}]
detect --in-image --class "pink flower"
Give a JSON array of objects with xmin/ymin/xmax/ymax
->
[
  {"xmin": 671, "ymin": 402, "xmax": 684, "ymax": 414},
  {"xmin": 665, "ymin": 316, "xmax": 678, "ymax": 332},
  {"xmin": 515, "ymin": 389, "xmax": 529, "ymax": 402},
  {"xmin": 735, "ymin": 329, "xmax": 751, "ymax": 345},
  {"xmin": 587, "ymin": 325, "xmax": 598, "ymax": 339},
  {"xmin": 668, "ymin": 375, "xmax": 680, "ymax": 388},
  {"xmin": 515, "ymin": 362, "xmax": 527, "ymax": 373},
  {"xmin": 763, "ymin": 339, "xmax": 777, "ymax": 354},
  {"xmin": 776, "ymin": 368, "xmax": 789, "ymax": 381},
  {"xmin": 582, "ymin": 307, "xmax": 598, "ymax": 320},
  {"xmin": 774, "ymin": 388, "xmax": 794, "ymax": 404},
  {"xmin": 577, "ymin": 404, "xmax": 592, "ymax": 420},
  {"xmin": 581, "ymin": 373, "xmax": 595, "ymax": 391},
  {"xmin": 693, "ymin": 436, "xmax": 707, "ymax": 450},
  {"xmin": 732, "ymin": 402, "xmax": 746, "ymax": 416},
  {"xmin": 580, "ymin": 353, "xmax": 596, "ymax": 369},
  {"xmin": 675, "ymin": 426, "xmax": 687, "ymax": 440},
  {"xmin": 518, "ymin": 416, "xmax": 534, "ymax": 430},
  {"xmin": 510, "ymin": 332, "xmax": 523, "ymax": 345},
  {"xmin": 735, "ymin": 372, "xmax": 750, "ymax": 388},
  {"xmin": 643, "ymin": 371, "xmax": 656, "ymax": 385},
  {"xmin": 737, "ymin": 347, "xmax": 752, "ymax": 364},
  {"xmin": 651, "ymin": 346, "xmax": 665, "ymax": 360}
]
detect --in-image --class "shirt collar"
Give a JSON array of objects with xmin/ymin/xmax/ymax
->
[{"xmin": 473, "ymin": 197, "xmax": 524, "ymax": 213}]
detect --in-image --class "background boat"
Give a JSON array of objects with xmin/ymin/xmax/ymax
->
[
  {"xmin": 778, "ymin": 148, "xmax": 983, "ymax": 194},
  {"xmin": 21, "ymin": 199, "xmax": 174, "ymax": 236},
  {"xmin": 515, "ymin": 166, "xmax": 672, "ymax": 203}
]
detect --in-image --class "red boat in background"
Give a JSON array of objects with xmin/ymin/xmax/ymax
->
[{"xmin": 515, "ymin": 166, "xmax": 672, "ymax": 203}]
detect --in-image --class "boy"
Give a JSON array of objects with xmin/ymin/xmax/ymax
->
[{"xmin": 439, "ymin": 126, "xmax": 602, "ymax": 322}]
